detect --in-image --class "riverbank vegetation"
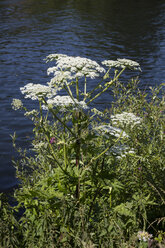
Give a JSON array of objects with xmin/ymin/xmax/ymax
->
[{"xmin": 0, "ymin": 55, "xmax": 165, "ymax": 247}]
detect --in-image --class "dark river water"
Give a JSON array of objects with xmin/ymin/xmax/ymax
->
[{"xmin": 0, "ymin": 0, "xmax": 165, "ymax": 191}]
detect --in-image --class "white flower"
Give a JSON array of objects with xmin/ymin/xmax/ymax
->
[
  {"xmin": 102, "ymin": 58, "xmax": 141, "ymax": 71},
  {"xmin": 117, "ymin": 59, "xmax": 141, "ymax": 70},
  {"xmin": 20, "ymin": 83, "xmax": 57, "ymax": 100},
  {"xmin": 137, "ymin": 231, "xmax": 153, "ymax": 242},
  {"xmin": 42, "ymin": 95, "xmax": 89, "ymax": 111},
  {"xmin": 94, "ymin": 124, "xmax": 128, "ymax": 138},
  {"xmin": 32, "ymin": 141, "xmax": 48, "ymax": 150},
  {"xmin": 109, "ymin": 144, "xmax": 135, "ymax": 159},
  {"xmin": 24, "ymin": 110, "xmax": 38, "ymax": 116},
  {"xmin": 47, "ymin": 70, "xmax": 73, "ymax": 89},
  {"xmin": 111, "ymin": 112, "xmax": 142, "ymax": 128},
  {"xmin": 45, "ymin": 53, "xmax": 67, "ymax": 62},
  {"xmin": 102, "ymin": 60, "xmax": 120, "ymax": 68},
  {"xmin": 24, "ymin": 110, "xmax": 39, "ymax": 120},
  {"xmin": 46, "ymin": 54, "xmax": 105, "ymax": 81},
  {"xmin": 11, "ymin": 99, "xmax": 23, "ymax": 110}
]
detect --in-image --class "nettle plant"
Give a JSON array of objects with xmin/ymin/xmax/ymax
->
[{"xmin": 10, "ymin": 54, "xmax": 164, "ymax": 247}]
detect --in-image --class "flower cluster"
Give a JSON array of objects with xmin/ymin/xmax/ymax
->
[
  {"xmin": 24, "ymin": 110, "xmax": 38, "ymax": 116},
  {"xmin": 137, "ymin": 231, "xmax": 153, "ymax": 242},
  {"xmin": 111, "ymin": 112, "xmax": 142, "ymax": 128},
  {"xmin": 47, "ymin": 71, "xmax": 72, "ymax": 88},
  {"xmin": 46, "ymin": 54, "xmax": 106, "ymax": 83},
  {"xmin": 24, "ymin": 110, "xmax": 39, "ymax": 121},
  {"xmin": 102, "ymin": 58, "xmax": 141, "ymax": 71},
  {"xmin": 42, "ymin": 95, "xmax": 89, "ymax": 111},
  {"xmin": 94, "ymin": 124, "xmax": 128, "ymax": 139},
  {"xmin": 110, "ymin": 144, "xmax": 135, "ymax": 159},
  {"xmin": 20, "ymin": 83, "xmax": 57, "ymax": 100},
  {"xmin": 45, "ymin": 53, "xmax": 67, "ymax": 62},
  {"xmin": 94, "ymin": 124, "xmax": 136, "ymax": 159},
  {"xmin": 11, "ymin": 99, "xmax": 23, "ymax": 110}
]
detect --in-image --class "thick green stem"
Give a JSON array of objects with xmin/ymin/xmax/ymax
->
[
  {"xmin": 63, "ymin": 120, "xmax": 67, "ymax": 170},
  {"xmin": 65, "ymin": 83, "xmax": 74, "ymax": 100},
  {"xmin": 83, "ymin": 76, "xmax": 87, "ymax": 101},
  {"xmin": 75, "ymin": 110, "xmax": 81, "ymax": 200},
  {"xmin": 76, "ymin": 78, "xmax": 79, "ymax": 101},
  {"xmin": 64, "ymin": 141, "xmax": 67, "ymax": 169},
  {"xmin": 75, "ymin": 77, "xmax": 81, "ymax": 201},
  {"xmin": 39, "ymin": 99, "xmax": 43, "ymax": 124}
]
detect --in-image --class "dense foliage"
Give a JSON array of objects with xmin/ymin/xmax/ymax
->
[{"xmin": 0, "ymin": 55, "xmax": 165, "ymax": 248}]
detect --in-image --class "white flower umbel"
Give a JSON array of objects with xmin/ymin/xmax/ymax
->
[
  {"xmin": 11, "ymin": 99, "xmax": 23, "ymax": 110},
  {"xmin": 117, "ymin": 59, "xmax": 141, "ymax": 70},
  {"xmin": 94, "ymin": 124, "xmax": 128, "ymax": 139},
  {"xmin": 109, "ymin": 144, "xmax": 135, "ymax": 159},
  {"xmin": 102, "ymin": 58, "xmax": 141, "ymax": 71},
  {"xmin": 20, "ymin": 83, "xmax": 57, "ymax": 100},
  {"xmin": 46, "ymin": 54, "xmax": 106, "ymax": 81},
  {"xmin": 42, "ymin": 95, "xmax": 89, "ymax": 111},
  {"xmin": 47, "ymin": 70, "xmax": 73, "ymax": 88},
  {"xmin": 24, "ymin": 110, "xmax": 38, "ymax": 116},
  {"xmin": 137, "ymin": 231, "xmax": 153, "ymax": 242},
  {"xmin": 102, "ymin": 60, "xmax": 120, "ymax": 68},
  {"xmin": 46, "ymin": 53, "xmax": 67, "ymax": 62},
  {"xmin": 24, "ymin": 110, "xmax": 39, "ymax": 121},
  {"xmin": 111, "ymin": 112, "xmax": 142, "ymax": 128}
]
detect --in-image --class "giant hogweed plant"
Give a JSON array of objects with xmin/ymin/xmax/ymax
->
[
  {"xmin": 1, "ymin": 54, "xmax": 164, "ymax": 247},
  {"xmin": 109, "ymin": 81, "xmax": 165, "ymax": 234}
]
